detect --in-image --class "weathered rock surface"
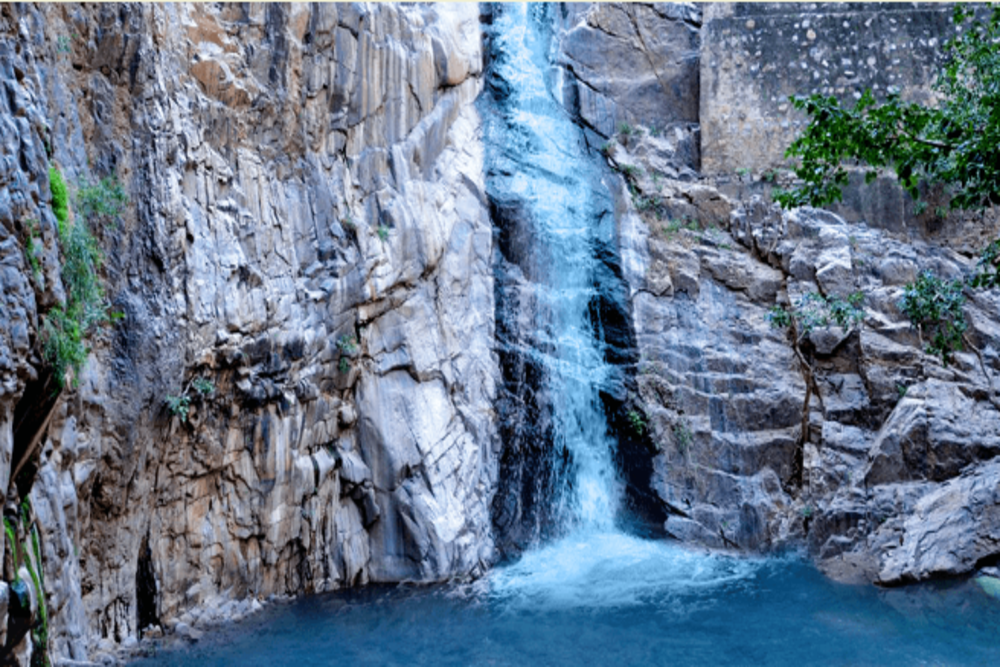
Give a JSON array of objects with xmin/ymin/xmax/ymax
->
[
  {"xmin": 612, "ymin": 126, "xmax": 1000, "ymax": 584},
  {"xmin": 555, "ymin": 3, "xmax": 701, "ymax": 170},
  {"xmin": 0, "ymin": 2, "xmax": 495, "ymax": 662},
  {"xmin": 2, "ymin": 1, "xmax": 999, "ymax": 664}
]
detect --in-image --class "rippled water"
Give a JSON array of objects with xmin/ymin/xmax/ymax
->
[{"xmin": 135, "ymin": 539, "xmax": 1000, "ymax": 667}]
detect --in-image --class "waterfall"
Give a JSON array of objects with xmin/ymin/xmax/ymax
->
[
  {"xmin": 484, "ymin": 2, "xmax": 622, "ymax": 545},
  {"xmin": 482, "ymin": 4, "xmax": 756, "ymax": 607}
]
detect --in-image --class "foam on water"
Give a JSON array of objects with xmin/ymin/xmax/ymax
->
[{"xmin": 490, "ymin": 531, "xmax": 759, "ymax": 610}]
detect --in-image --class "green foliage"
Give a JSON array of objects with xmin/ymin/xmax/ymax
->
[
  {"xmin": 898, "ymin": 271, "xmax": 967, "ymax": 364},
  {"xmin": 75, "ymin": 174, "xmax": 127, "ymax": 224},
  {"xmin": 896, "ymin": 383, "xmax": 909, "ymax": 400},
  {"xmin": 337, "ymin": 335, "xmax": 358, "ymax": 355},
  {"xmin": 627, "ymin": 409, "xmax": 646, "ymax": 436},
  {"xmin": 23, "ymin": 219, "xmax": 43, "ymax": 287},
  {"xmin": 341, "ymin": 212, "xmax": 356, "ymax": 232},
  {"xmin": 338, "ymin": 356, "xmax": 351, "ymax": 374},
  {"xmin": 769, "ymin": 291, "xmax": 865, "ymax": 336},
  {"xmin": 619, "ymin": 164, "xmax": 642, "ymax": 179},
  {"xmin": 673, "ymin": 421, "xmax": 692, "ymax": 453},
  {"xmin": 735, "ymin": 167, "xmax": 752, "ymax": 179},
  {"xmin": 165, "ymin": 394, "xmax": 191, "ymax": 422},
  {"xmin": 618, "ymin": 122, "xmax": 633, "ymax": 137},
  {"xmin": 970, "ymin": 238, "xmax": 1000, "ymax": 289},
  {"xmin": 376, "ymin": 225, "xmax": 390, "ymax": 242},
  {"xmin": 776, "ymin": 6, "xmax": 1000, "ymax": 211},
  {"xmin": 599, "ymin": 141, "xmax": 613, "ymax": 157},
  {"xmin": 192, "ymin": 377, "xmax": 215, "ymax": 395},
  {"xmin": 767, "ymin": 305, "xmax": 792, "ymax": 329},
  {"xmin": 165, "ymin": 376, "xmax": 214, "ymax": 423},
  {"xmin": 801, "ymin": 505, "xmax": 813, "ymax": 519},
  {"xmin": 48, "ymin": 166, "xmax": 69, "ymax": 232},
  {"xmin": 3, "ymin": 518, "xmax": 18, "ymax": 573},
  {"xmin": 41, "ymin": 169, "xmax": 126, "ymax": 388},
  {"xmin": 22, "ymin": 506, "xmax": 49, "ymax": 667},
  {"xmin": 762, "ymin": 168, "xmax": 779, "ymax": 184}
]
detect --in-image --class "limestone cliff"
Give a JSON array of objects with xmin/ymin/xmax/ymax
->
[{"xmin": 1, "ymin": 2, "xmax": 495, "ymax": 662}]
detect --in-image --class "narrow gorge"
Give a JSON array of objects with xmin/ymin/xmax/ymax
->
[{"xmin": 0, "ymin": 3, "xmax": 998, "ymax": 665}]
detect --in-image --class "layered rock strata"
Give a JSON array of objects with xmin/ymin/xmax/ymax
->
[{"xmin": 1, "ymin": 2, "xmax": 495, "ymax": 662}]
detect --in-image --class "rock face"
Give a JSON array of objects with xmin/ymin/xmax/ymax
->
[
  {"xmin": 0, "ymin": 2, "xmax": 495, "ymax": 662},
  {"xmin": 548, "ymin": 2, "xmax": 1000, "ymax": 590},
  {"xmin": 2, "ymin": 1, "xmax": 1000, "ymax": 664},
  {"xmin": 612, "ymin": 128, "xmax": 1000, "ymax": 584}
]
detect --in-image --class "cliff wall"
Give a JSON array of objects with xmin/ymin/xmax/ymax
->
[
  {"xmin": 0, "ymin": 3, "xmax": 495, "ymax": 662},
  {"xmin": 0, "ymin": 2, "xmax": 998, "ymax": 665}
]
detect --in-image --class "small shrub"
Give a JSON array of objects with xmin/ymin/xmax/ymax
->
[
  {"xmin": 23, "ymin": 219, "xmax": 43, "ymax": 287},
  {"xmin": 49, "ymin": 166, "xmax": 69, "ymax": 232},
  {"xmin": 41, "ymin": 168, "xmax": 127, "ymax": 388},
  {"xmin": 618, "ymin": 122, "xmax": 633, "ymax": 137},
  {"xmin": 166, "ymin": 394, "xmax": 191, "ymax": 423},
  {"xmin": 338, "ymin": 357, "xmax": 351, "ymax": 374},
  {"xmin": 899, "ymin": 271, "xmax": 967, "ymax": 364},
  {"xmin": 376, "ymin": 225, "xmax": 389, "ymax": 242},
  {"xmin": 762, "ymin": 168, "xmax": 779, "ymax": 183},
  {"xmin": 770, "ymin": 291, "xmax": 864, "ymax": 336},
  {"xmin": 767, "ymin": 305, "xmax": 792, "ymax": 329},
  {"xmin": 619, "ymin": 164, "xmax": 642, "ymax": 179},
  {"xmin": 599, "ymin": 142, "xmax": 612, "ymax": 157},
  {"xmin": 337, "ymin": 335, "xmax": 358, "ymax": 355},
  {"xmin": 896, "ymin": 383, "xmax": 908, "ymax": 400},
  {"xmin": 192, "ymin": 377, "xmax": 215, "ymax": 395},
  {"xmin": 627, "ymin": 409, "xmax": 646, "ymax": 436},
  {"xmin": 76, "ymin": 174, "xmax": 127, "ymax": 225},
  {"xmin": 673, "ymin": 421, "xmax": 692, "ymax": 453}
]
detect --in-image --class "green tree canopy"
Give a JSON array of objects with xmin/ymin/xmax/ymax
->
[{"xmin": 776, "ymin": 6, "xmax": 1000, "ymax": 212}]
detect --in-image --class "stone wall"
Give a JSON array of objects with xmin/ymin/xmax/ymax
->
[{"xmin": 700, "ymin": 2, "xmax": 956, "ymax": 175}]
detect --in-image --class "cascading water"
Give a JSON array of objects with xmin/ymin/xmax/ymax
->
[
  {"xmin": 482, "ymin": 3, "xmax": 750, "ymax": 605},
  {"xmin": 485, "ymin": 2, "xmax": 621, "ymax": 541}
]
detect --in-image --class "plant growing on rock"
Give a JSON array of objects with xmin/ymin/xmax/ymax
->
[
  {"xmin": 898, "ymin": 271, "xmax": 967, "ymax": 364},
  {"xmin": 769, "ymin": 291, "xmax": 865, "ymax": 454},
  {"xmin": 165, "ymin": 393, "xmax": 191, "ymax": 423},
  {"xmin": 627, "ymin": 409, "xmax": 646, "ymax": 436},
  {"xmin": 22, "ymin": 218, "xmax": 44, "ymax": 287},
  {"xmin": 673, "ymin": 420, "xmax": 692, "ymax": 454},
  {"xmin": 41, "ymin": 168, "xmax": 127, "ymax": 388},
  {"xmin": 165, "ymin": 376, "xmax": 214, "ymax": 424},
  {"xmin": 775, "ymin": 7, "xmax": 1000, "ymax": 372},
  {"xmin": 376, "ymin": 225, "xmax": 390, "ymax": 242}
]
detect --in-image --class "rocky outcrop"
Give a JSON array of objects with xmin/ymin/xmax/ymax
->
[
  {"xmin": 610, "ymin": 126, "xmax": 1000, "ymax": 584},
  {"xmin": 555, "ymin": 2, "xmax": 701, "ymax": 173},
  {"xmin": 1, "ymin": 2, "xmax": 495, "ymax": 662}
]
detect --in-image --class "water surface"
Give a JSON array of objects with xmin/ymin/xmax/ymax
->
[{"xmin": 135, "ymin": 536, "xmax": 1000, "ymax": 667}]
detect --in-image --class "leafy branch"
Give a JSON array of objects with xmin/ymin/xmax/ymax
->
[{"xmin": 775, "ymin": 6, "xmax": 1000, "ymax": 213}]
